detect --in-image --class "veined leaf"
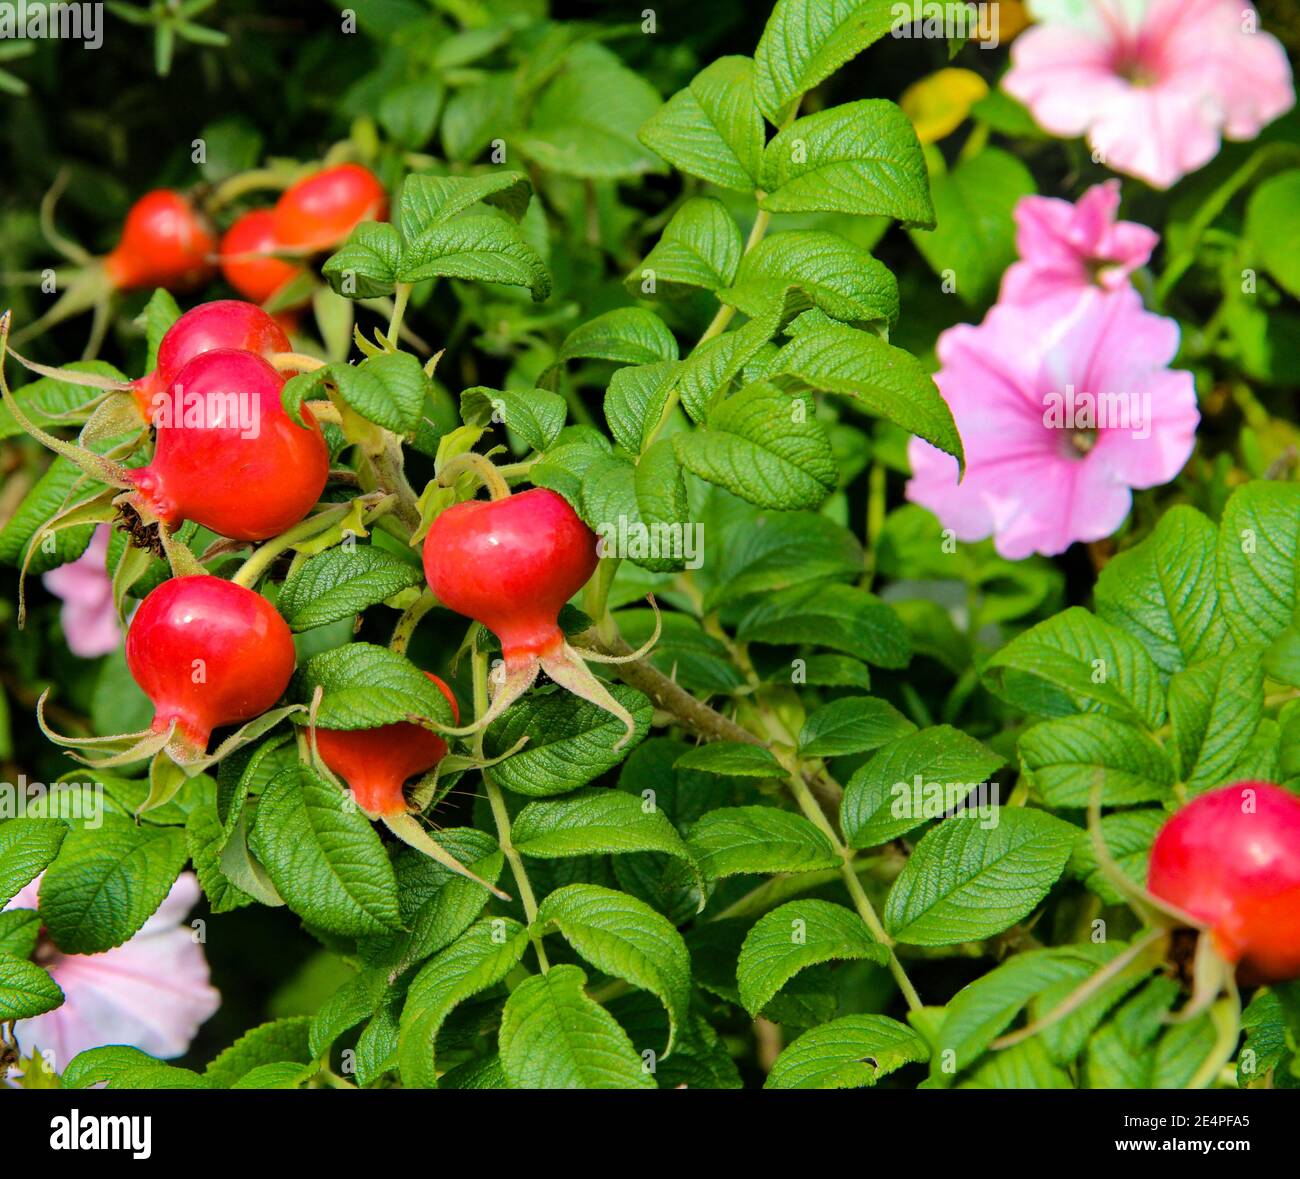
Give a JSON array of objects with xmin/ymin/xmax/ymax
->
[{"xmin": 766, "ymin": 1014, "xmax": 928, "ymax": 1088}]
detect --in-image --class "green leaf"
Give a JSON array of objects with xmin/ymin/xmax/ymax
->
[
  {"xmin": 686, "ymin": 806, "xmax": 839, "ymax": 880},
  {"xmin": 396, "ymin": 918, "xmax": 530, "ymax": 1089},
  {"xmin": 534, "ymin": 883, "xmax": 692, "ymax": 1052},
  {"xmin": 460, "ymin": 387, "xmax": 567, "ymax": 453},
  {"xmin": 329, "ymin": 351, "xmax": 430, "ymax": 435},
  {"xmin": 397, "ymin": 171, "xmax": 533, "ymax": 239},
  {"xmin": 0, "ymin": 818, "xmax": 67, "ymax": 907},
  {"xmin": 277, "ymin": 547, "xmax": 424, "ymax": 631},
  {"xmin": 0, "ymin": 909, "xmax": 40, "ymax": 958},
  {"xmin": 637, "ymin": 56, "xmax": 765, "ymax": 191},
  {"xmin": 884, "ymin": 808, "xmax": 1077, "ymax": 945},
  {"xmin": 674, "ymin": 742, "xmax": 783, "ymax": 777},
  {"xmin": 511, "ymin": 789, "xmax": 694, "ymax": 869},
  {"xmin": 723, "ymin": 231, "xmax": 898, "ymax": 327},
  {"xmin": 299, "ymin": 642, "xmax": 454, "ymax": 729},
  {"xmin": 673, "ymin": 314, "xmax": 780, "ymax": 423},
  {"xmin": 0, "ymin": 952, "xmax": 62, "ymax": 1021},
  {"xmin": 1168, "ymin": 649, "xmax": 1265, "ymax": 796},
  {"xmin": 579, "ymin": 446, "xmax": 692, "ymax": 573},
  {"xmin": 442, "ymin": 77, "xmax": 516, "ymax": 162},
  {"xmin": 519, "ymin": 44, "xmax": 664, "ymax": 180},
  {"xmin": 556, "ymin": 307, "xmax": 679, "ymax": 368},
  {"xmin": 627, "ymin": 197, "xmax": 743, "ymax": 297},
  {"xmin": 841, "ymin": 725, "xmax": 1003, "ymax": 847},
  {"xmin": 737, "ymin": 899, "xmax": 888, "ymax": 1015},
  {"xmin": 766, "ymin": 1014, "xmax": 928, "ymax": 1088},
  {"xmin": 1245, "ymin": 170, "xmax": 1300, "ymax": 299},
  {"xmin": 1216, "ymin": 481, "xmax": 1300, "ymax": 647},
  {"xmin": 38, "ymin": 815, "xmax": 187, "ymax": 954},
  {"xmin": 1069, "ymin": 810, "xmax": 1162, "ymax": 904},
  {"xmin": 248, "ymin": 766, "xmax": 404, "ymax": 938},
  {"xmin": 397, "ymin": 214, "xmax": 551, "ymax": 301},
  {"xmin": 798, "ymin": 695, "xmax": 916, "ymax": 758},
  {"xmin": 1018, "ymin": 714, "xmax": 1176, "ymax": 807},
  {"xmin": 603, "ymin": 361, "xmax": 678, "ymax": 454},
  {"xmin": 498, "ymin": 963, "xmax": 656, "ymax": 1088},
  {"xmin": 983, "ymin": 607, "xmax": 1167, "ymax": 729},
  {"xmin": 768, "ymin": 324, "xmax": 962, "ymax": 468},
  {"xmin": 737, "ymin": 583, "xmax": 911, "ymax": 668},
  {"xmin": 1095, "ymin": 505, "xmax": 1229, "ymax": 675},
  {"xmin": 674, "ymin": 384, "xmax": 836, "ymax": 510},
  {"xmin": 62, "ymin": 1045, "xmax": 208, "ymax": 1089},
  {"xmin": 378, "ymin": 79, "xmax": 445, "ymax": 148},
  {"xmin": 753, "ymin": 0, "xmax": 898, "ymax": 123},
  {"xmin": 205, "ymin": 1017, "xmax": 312, "ymax": 1088},
  {"xmin": 759, "ymin": 101, "xmax": 934, "ymax": 226},
  {"xmin": 484, "ymin": 685, "xmax": 652, "ymax": 797},
  {"xmin": 907, "ymin": 148, "xmax": 1036, "ymax": 306},
  {"xmin": 322, "ymin": 222, "xmax": 403, "ymax": 299},
  {"xmin": 186, "ymin": 804, "xmax": 255, "ymax": 914}
]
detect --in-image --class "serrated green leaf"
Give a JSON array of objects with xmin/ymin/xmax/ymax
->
[
  {"xmin": 674, "ymin": 742, "xmax": 783, "ymax": 777},
  {"xmin": 512, "ymin": 789, "xmax": 694, "ymax": 867},
  {"xmin": 248, "ymin": 766, "xmax": 403, "ymax": 938},
  {"xmin": 1217, "ymin": 481, "xmax": 1300, "ymax": 647},
  {"xmin": 397, "ymin": 213, "xmax": 551, "ymax": 301},
  {"xmin": 1168, "ymin": 649, "xmax": 1265, "ymax": 796},
  {"xmin": 498, "ymin": 963, "xmax": 655, "ymax": 1088},
  {"xmin": 62, "ymin": 1045, "xmax": 209, "ymax": 1089},
  {"xmin": 759, "ymin": 101, "xmax": 933, "ymax": 226},
  {"xmin": 186, "ymin": 804, "xmax": 255, "ymax": 914},
  {"xmin": 1069, "ymin": 809, "xmax": 1162, "ymax": 904},
  {"xmin": 884, "ymin": 808, "xmax": 1077, "ymax": 945},
  {"xmin": 0, "ymin": 362, "xmax": 127, "ymax": 440},
  {"xmin": 673, "ymin": 314, "xmax": 780, "ymax": 423},
  {"xmin": 534, "ymin": 883, "xmax": 691, "ymax": 1053},
  {"xmin": 637, "ymin": 56, "xmax": 765, "ymax": 191},
  {"xmin": 769, "ymin": 324, "xmax": 962, "ymax": 467},
  {"xmin": 841, "ymin": 725, "xmax": 1003, "ymax": 847},
  {"xmin": 298, "ymin": 642, "xmax": 454, "ymax": 730},
  {"xmin": 396, "ymin": 918, "xmax": 530, "ymax": 1089},
  {"xmin": 753, "ymin": 0, "xmax": 898, "ymax": 123},
  {"xmin": 483, "ymin": 684, "xmax": 652, "ymax": 796},
  {"xmin": 38, "ymin": 815, "xmax": 187, "ymax": 954},
  {"xmin": 460, "ymin": 387, "xmax": 567, "ymax": 453},
  {"xmin": 0, "ymin": 818, "xmax": 67, "ymax": 907},
  {"xmin": 738, "ymin": 899, "xmax": 888, "ymax": 1015},
  {"xmin": 0, "ymin": 909, "xmax": 40, "ymax": 958},
  {"xmin": 627, "ymin": 197, "xmax": 743, "ymax": 297},
  {"xmin": 205, "ymin": 1017, "xmax": 312, "ymax": 1088},
  {"xmin": 277, "ymin": 547, "xmax": 423, "ymax": 631},
  {"xmin": 766, "ymin": 1013, "xmax": 928, "ymax": 1088},
  {"xmin": 737, "ymin": 582, "xmax": 911, "ymax": 667},
  {"xmin": 557, "ymin": 307, "xmax": 678, "ymax": 368},
  {"xmin": 1018, "ymin": 714, "xmax": 1176, "ymax": 808},
  {"xmin": 0, "ymin": 952, "xmax": 63, "ymax": 1021},
  {"xmin": 397, "ymin": 171, "xmax": 532, "ymax": 239},
  {"xmin": 329, "ymin": 351, "xmax": 430, "ymax": 435},
  {"xmin": 322, "ymin": 222, "xmax": 403, "ymax": 299},
  {"xmin": 686, "ymin": 806, "xmax": 839, "ymax": 879},
  {"xmin": 603, "ymin": 360, "xmax": 678, "ymax": 454},
  {"xmin": 799, "ymin": 696, "xmax": 916, "ymax": 759}
]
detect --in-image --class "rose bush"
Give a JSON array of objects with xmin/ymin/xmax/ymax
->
[{"xmin": 1, "ymin": 0, "xmax": 1299, "ymax": 1093}]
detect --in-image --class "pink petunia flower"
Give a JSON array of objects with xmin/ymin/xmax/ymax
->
[
  {"xmin": 1001, "ymin": 181, "xmax": 1159, "ymax": 309},
  {"xmin": 1004, "ymin": 0, "xmax": 1294, "ymax": 189},
  {"xmin": 4, "ymin": 872, "xmax": 220, "ymax": 1073},
  {"xmin": 906, "ymin": 288, "xmax": 1199, "ymax": 559},
  {"xmin": 41, "ymin": 524, "xmax": 121, "ymax": 659}
]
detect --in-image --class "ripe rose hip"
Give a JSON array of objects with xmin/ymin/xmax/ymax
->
[
  {"xmin": 1148, "ymin": 780, "xmax": 1300, "ymax": 983},
  {"xmin": 126, "ymin": 575, "xmax": 296, "ymax": 754},
  {"xmin": 314, "ymin": 673, "xmax": 459, "ymax": 816},
  {"xmin": 219, "ymin": 210, "xmax": 305, "ymax": 306},
  {"xmin": 103, "ymin": 190, "xmax": 216, "ymax": 292},
  {"xmin": 272, "ymin": 163, "xmax": 387, "ymax": 253},
  {"xmin": 129, "ymin": 348, "xmax": 328, "ymax": 541}
]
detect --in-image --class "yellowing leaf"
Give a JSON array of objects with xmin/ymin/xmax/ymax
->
[{"xmin": 899, "ymin": 68, "xmax": 988, "ymax": 145}]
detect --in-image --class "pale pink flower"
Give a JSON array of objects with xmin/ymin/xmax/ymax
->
[
  {"xmin": 906, "ymin": 288, "xmax": 1199, "ymax": 559},
  {"xmin": 41, "ymin": 524, "xmax": 120, "ymax": 658},
  {"xmin": 1004, "ymin": 0, "xmax": 1294, "ymax": 189},
  {"xmin": 5, "ymin": 872, "xmax": 220, "ymax": 1071},
  {"xmin": 1001, "ymin": 181, "xmax": 1158, "ymax": 309}
]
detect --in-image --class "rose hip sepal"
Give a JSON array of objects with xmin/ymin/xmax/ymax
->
[
  {"xmin": 36, "ymin": 576, "xmax": 304, "ymax": 812},
  {"xmin": 1149, "ymin": 781, "xmax": 1300, "ymax": 985},
  {"xmin": 421, "ymin": 485, "xmax": 657, "ymax": 747}
]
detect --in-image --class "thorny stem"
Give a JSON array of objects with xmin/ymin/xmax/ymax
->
[
  {"xmin": 372, "ymin": 435, "xmax": 422, "ymax": 531},
  {"xmin": 473, "ymin": 647, "xmax": 549, "ymax": 972}
]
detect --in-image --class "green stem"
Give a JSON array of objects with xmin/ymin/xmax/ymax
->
[
  {"xmin": 438, "ymin": 451, "xmax": 511, "ymax": 501},
  {"xmin": 386, "ymin": 282, "xmax": 412, "ymax": 350},
  {"xmin": 390, "ymin": 589, "xmax": 437, "ymax": 655},
  {"xmin": 473, "ymin": 647, "xmax": 549, "ymax": 972},
  {"xmin": 230, "ymin": 503, "xmax": 352, "ymax": 588},
  {"xmin": 785, "ymin": 772, "xmax": 923, "ymax": 1012}
]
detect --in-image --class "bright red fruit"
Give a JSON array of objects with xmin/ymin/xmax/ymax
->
[
  {"xmin": 103, "ymin": 190, "xmax": 217, "ymax": 292},
  {"xmin": 130, "ymin": 348, "xmax": 328, "ymax": 541},
  {"xmin": 219, "ymin": 210, "xmax": 304, "ymax": 306},
  {"xmin": 272, "ymin": 163, "xmax": 387, "ymax": 253},
  {"xmin": 132, "ymin": 299, "xmax": 291, "ymax": 409},
  {"xmin": 1148, "ymin": 781, "xmax": 1300, "ymax": 983},
  {"xmin": 423, "ymin": 488, "xmax": 597, "ymax": 669},
  {"xmin": 315, "ymin": 673, "xmax": 459, "ymax": 816},
  {"xmin": 126, "ymin": 575, "xmax": 295, "ymax": 754}
]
